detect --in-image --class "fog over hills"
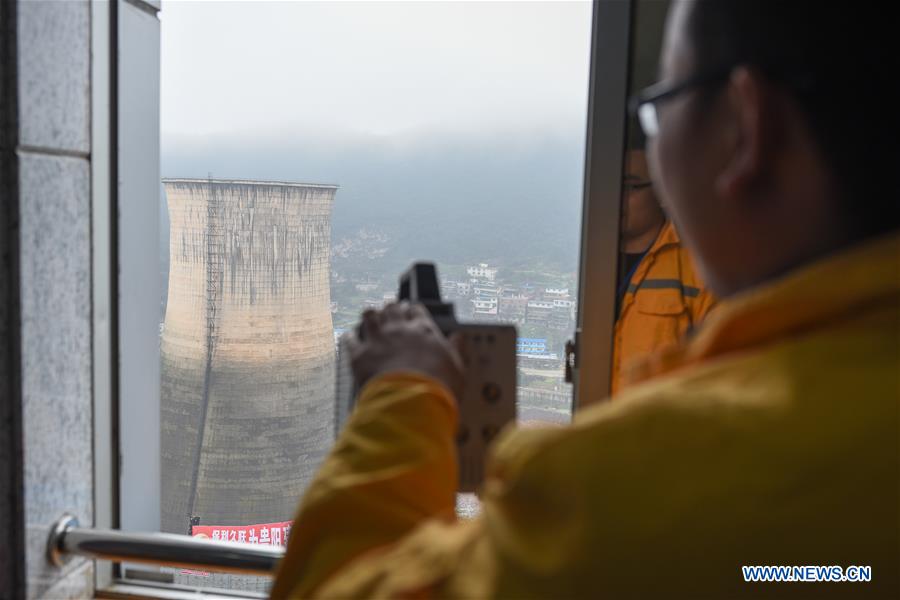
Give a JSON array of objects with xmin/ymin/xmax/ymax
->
[{"xmin": 161, "ymin": 128, "xmax": 586, "ymax": 279}]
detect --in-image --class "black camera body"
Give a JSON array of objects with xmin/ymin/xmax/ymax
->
[{"xmin": 335, "ymin": 263, "xmax": 517, "ymax": 491}]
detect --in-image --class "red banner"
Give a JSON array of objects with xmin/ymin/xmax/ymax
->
[
  {"xmin": 190, "ymin": 520, "xmax": 293, "ymax": 547},
  {"xmin": 181, "ymin": 521, "xmax": 293, "ymax": 576}
]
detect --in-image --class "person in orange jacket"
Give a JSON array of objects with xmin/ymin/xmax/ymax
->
[
  {"xmin": 613, "ymin": 134, "xmax": 716, "ymax": 393},
  {"xmin": 272, "ymin": 1, "xmax": 899, "ymax": 597}
]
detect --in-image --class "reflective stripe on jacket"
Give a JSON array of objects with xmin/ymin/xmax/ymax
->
[
  {"xmin": 272, "ymin": 232, "xmax": 900, "ymax": 599},
  {"xmin": 612, "ymin": 220, "xmax": 716, "ymax": 394}
]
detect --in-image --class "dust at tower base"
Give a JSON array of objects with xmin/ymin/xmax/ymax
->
[{"xmin": 160, "ymin": 178, "xmax": 337, "ymax": 535}]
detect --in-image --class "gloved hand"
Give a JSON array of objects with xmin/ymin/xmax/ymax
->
[{"xmin": 347, "ymin": 301, "xmax": 465, "ymax": 399}]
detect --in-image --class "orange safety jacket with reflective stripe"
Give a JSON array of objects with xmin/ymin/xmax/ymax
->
[
  {"xmin": 613, "ymin": 220, "xmax": 716, "ymax": 394},
  {"xmin": 271, "ymin": 231, "xmax": 900, "ymax": 599}
]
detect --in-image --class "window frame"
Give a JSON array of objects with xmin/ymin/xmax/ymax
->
[
  {"xmin": 90, "ymin": 0, "xmax": 635, "ymax": 595},
  {"xmin": 91, "ymin": 0, "xmax": 117, "ymax": 591},
  {"xmin": 572, "ymin": 0, "xmax": 632, "ymax": 409}
]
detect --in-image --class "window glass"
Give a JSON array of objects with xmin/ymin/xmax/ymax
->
[{"xmin": 132, "ymin": 1, "xmax": 591, "ymax": 591}]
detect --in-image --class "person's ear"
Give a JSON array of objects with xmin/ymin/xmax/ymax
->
[{"xmin": 715, "ymin": 67, "xmax": 777, "ymax": 200}]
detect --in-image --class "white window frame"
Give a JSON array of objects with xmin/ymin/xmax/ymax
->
[
  {"xmin": 572, "ymin": 0, "xmax": 632, "ymax": 409},
  {"xmin": 91, "ymin": 0, "xmax": 116, "ymax": 591}
]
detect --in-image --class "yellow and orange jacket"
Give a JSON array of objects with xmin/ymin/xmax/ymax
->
[
  {"xmin": 272, "ymin": 232, "xmax": 900, "ymax": 599},
  {"xmin": 613, "ymin": 220, "xmax": 716, "ymax": 394}
]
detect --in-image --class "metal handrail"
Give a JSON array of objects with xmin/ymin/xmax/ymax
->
[{"xmin": 47, "ymin": 514, "xmax": 284, "ymax": 576}]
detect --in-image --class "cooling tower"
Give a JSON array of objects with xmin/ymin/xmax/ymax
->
[{"xmin": 160, "ymin": 178, "xmax": 337, "ymax": 534}]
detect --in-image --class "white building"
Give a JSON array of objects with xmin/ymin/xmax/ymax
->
[
  {"xmin": 467, "ymin": 263, "xmax": 498, "ymax": 281},
  {"xmin": 472, "ymin": 297, "xmax": 499, "ymax": 317},
  {"xmin": 472, "ymin": 282, "xmax": 500, "ymax": 298}
]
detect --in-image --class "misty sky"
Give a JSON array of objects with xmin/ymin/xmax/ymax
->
[
  {"xmin": 160, "ymin": 1, "xmax": 595, "ymax": 273},
  {"xmin": 161, "ymin": 0, "xmax": 593, "ymax": 143}
]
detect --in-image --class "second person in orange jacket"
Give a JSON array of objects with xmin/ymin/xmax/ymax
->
[{"xmin": 613, "ymin": 144, "xmax": 715, "ymax": 394}]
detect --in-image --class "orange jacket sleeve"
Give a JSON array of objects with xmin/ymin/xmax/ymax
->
[
  {"xmin": 270, "ymin": 372, "xmax": 459, "ymax": 599},
  {"xmin": 691, "ymin": 285, "xmax": 717, "ymax": 327}
]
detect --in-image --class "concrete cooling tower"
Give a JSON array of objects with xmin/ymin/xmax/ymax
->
[{"xmin": 160, "ymin": 178, "xmax": 337, "ymax": 535}]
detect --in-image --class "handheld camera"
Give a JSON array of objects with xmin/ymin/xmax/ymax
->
[{"xmin": 335, "ymin": 263, "xmax": 517, "ymax": 491}]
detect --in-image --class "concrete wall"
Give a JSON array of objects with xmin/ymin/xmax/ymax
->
[
  {"xmin": 160, "ymin": 180, "xmax": 337, "ymax": 534},
  {"xmin": 9, "ymin": 1, "xmax": 94, "ymax": 598}
]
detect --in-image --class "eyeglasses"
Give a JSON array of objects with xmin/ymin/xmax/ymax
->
[
  {"xmin": 623, "ymin": 179, "xmax": 653, "ymax": 193},
  {"xmin": 628, "ymin": 65, "xmax": 734, "ymax": 138}
]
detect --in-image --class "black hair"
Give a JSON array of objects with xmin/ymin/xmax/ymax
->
[
  {"xmin": 627, "ymin": 117, "xmax": 647, "ymax": 152},
  {"xmin": 686, "ymin": 0, "xmax": 900, "ymax": 238},
  {"xmin": 626, "ymin": 119, "xmax": 647, "ymax": 150}
]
